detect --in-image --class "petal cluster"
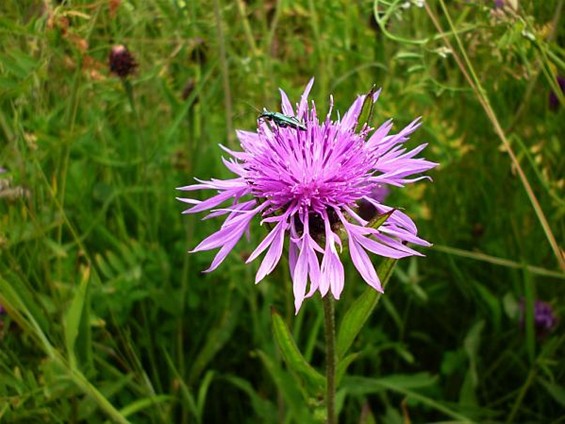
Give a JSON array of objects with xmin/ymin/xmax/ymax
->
[{"xmin": 177, "ymin": 79, "xmax": 437, "ymax": 312}]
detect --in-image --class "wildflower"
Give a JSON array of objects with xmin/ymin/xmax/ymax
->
[
  {"xmin": 177, "ymin": 79, "xmax": 437, "ymax": 312},
  {"xmin": 108, "ymin": 45, "xmax": 137, "ymax": 78},
  {"xmin": 519, "ymin": 299, "xmax": 558, "ymax": 337}
]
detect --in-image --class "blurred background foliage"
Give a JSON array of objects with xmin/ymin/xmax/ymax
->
[{"xmin": 0, "ymin": 0, "xmax": 564, "ymax": 422}]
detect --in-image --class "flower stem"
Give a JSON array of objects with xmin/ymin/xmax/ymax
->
[{"xmin": 323, "ymin": 295, "xmax": 337, "ymax": 424}]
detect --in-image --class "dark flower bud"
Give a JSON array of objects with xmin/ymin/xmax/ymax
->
[
  {"xmin": 549, "ymin": 75, "xmax": 565, "ymax": 111},
  {"xmin": 181, "ymin": 78, "xmax": 197, "ymax": 101},
  {"xmin": 189, "ymin": 37, "xmax": 208, "ymax": 64},
  {"xmin": 109, "ymin": 45, "xmax": 138, "ymax": 78}
]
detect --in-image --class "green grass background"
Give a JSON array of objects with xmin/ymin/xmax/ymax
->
[{"xmin": 1, "ymin": 0, "xmax": 564, "ymax": 422}]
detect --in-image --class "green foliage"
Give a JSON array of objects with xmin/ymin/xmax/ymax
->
[
  {"xmin": 336, "ymin": 257, "xmax": 396, "ymax": 360},
  {"xmin": 272, "ymin": 309, "xmax": 325, "ymax": 394},
  {"xmin": 1, "ymin": 0, "xmax": 564, "ymax": 422}
]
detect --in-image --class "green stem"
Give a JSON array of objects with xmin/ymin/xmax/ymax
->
[
  {"xmin": 212, "ymin": 0, "xmax": 235, "ymax": 148},
  {"xmin": 323, "ymin": 295, "xmax": 337, "ymax": 424},
  {"xmin": 122, "ymin": 78, "xmax": 153, "ymax": 243},
  {"xmin": 506, "ymin": 366, "xmax": 536, "ymax": 424}
]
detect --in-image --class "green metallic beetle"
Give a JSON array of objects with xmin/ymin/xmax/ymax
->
[{"xmin": 258, "ymin": 109, "xmax": 307, "ymax": 131}]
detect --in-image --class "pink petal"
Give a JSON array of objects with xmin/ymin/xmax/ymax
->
[
  {"xmin": 340, "ymin": 94, "xmax": 366, "ymax": 131},
  {"xmin": 246, "ymin": 219, "xmax": 287, "ymax": 282},
  {"xmin": 180, "ymin": 189, "xmax": 240, "ymax": 214},
  {"xmin": 293, "ymin": 243, "xmax": 309, "ymax": 312},
  {"xmin": 296, "ymin": 78, "xmax": 315, "ymax": 119},
  {"xmin": 329, "ymin": 252, "xmax": 345, "ymax": 300},
  {"xmin": 347, "ymin": 235, "xmax": 382, "ymax": 292},
  {"xmin": 204, "ymin": 236, "xmax": 241, "ymax": 273},
  {"xmin": 356, "ymin": 232, "xmax": 418, "ymax": 258},
  {"xmin": 279, "ymin": 88, "xmax": 294, "ymax": 116},
  {"xmin": 288, "ymin": 239, "xmax": 299, "ymax": 279}
]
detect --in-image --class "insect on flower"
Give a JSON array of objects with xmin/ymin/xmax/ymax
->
[
  {"xmin": 258, "ymin": 109, "xmax": 307, "ymax": 131},
  {"xmin": 177, "ymin": 78, "xmax": 437, "ymax": 313}
]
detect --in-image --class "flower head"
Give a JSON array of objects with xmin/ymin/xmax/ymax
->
[
  {"xmin": 109, "ymin": 45, "xmax": 138, "ymax": 78},
  {"xmin": 177, "ymin": 79, "xmax": 437, "ymax": 312},
  {"xmin": 519, "ymin": 299, "xmax": 558, "ymax": 338}
]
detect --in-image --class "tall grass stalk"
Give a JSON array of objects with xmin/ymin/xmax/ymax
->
[{"xmin": 428, "ymin": 0, "xmax": 565, "ymax": 271}]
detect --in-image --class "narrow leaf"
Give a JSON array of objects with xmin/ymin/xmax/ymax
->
[
  {"xmin": 538, "ymin": 378, "xmax": 565, "ymax": 407},
  {"xmin": 355, "ymin": 84, "xmax": 378, "ymax": 132},
  {"xmin": 336, "ymin": 352, "xmax": 359, "ymax": 386},
  {"xmin": 64, "ymin": 266, "xmax": 92, "ymax": 370},
  {"xmin": 369, "ymin": 209, "xmax": 395, "ymax": 230},
  {"xmin": 188, "ymin": 295, "xmax": 242, "ymax": 385},
  {"xmin": 224, "ymin": 375, "xmax": 277, "ymax": 420},
  {"xmin": 120, "ymin": 395, "xmax": 173, "ymax": 418},
  {"xmin": 342, "ymin": 374, "xmax": 472, "ymax": 422},
  {"xmin": 196, "ymin": 371, "xmax": 215, "ymax": 422},
  {"xmin": 255, "ymin": 350, "xmax": 313, "ymax": 423},
  {"xmin": 336, "ymin": 257, "xmax": 397, "ymax": 359},
  {"xmin": 271, "ymin": 308, "xmax": 325, "ymax": 393}
]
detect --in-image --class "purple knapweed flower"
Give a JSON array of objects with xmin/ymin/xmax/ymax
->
[
  {"xmin": 109, "ymin": 45, "xmax": 138, "ymax": 78},
  {"xmin": 177, "ymin": 79, "xmax": 437, "ymax": 312},
  {"xmin": 519, "ymin": 299, "xmax": 558, "ymax": 337}
]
